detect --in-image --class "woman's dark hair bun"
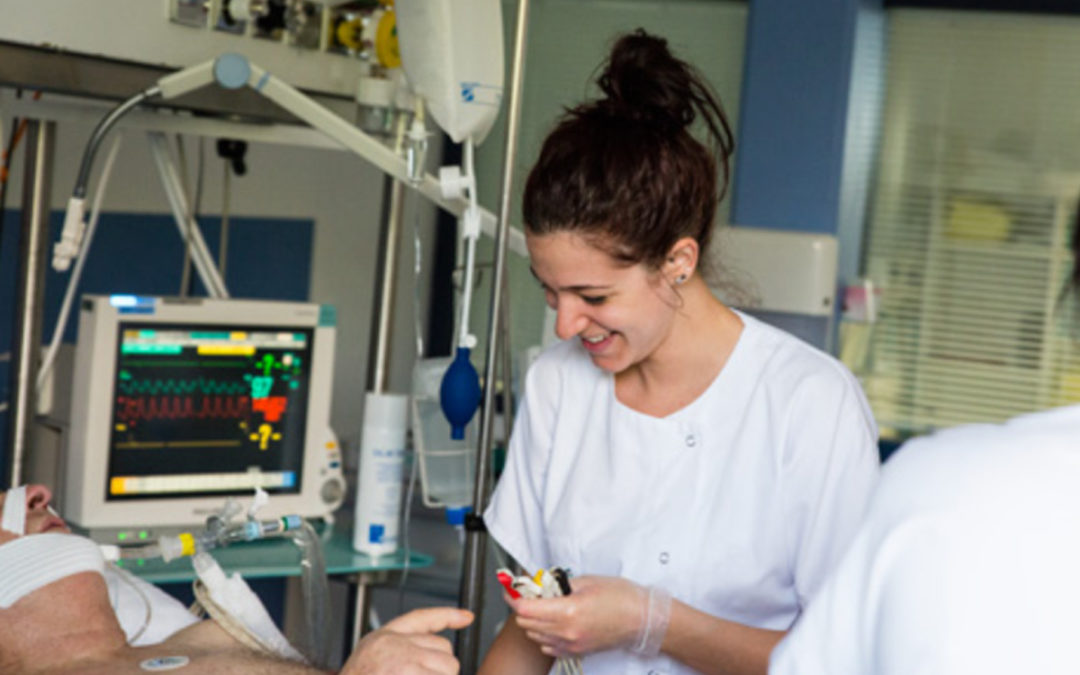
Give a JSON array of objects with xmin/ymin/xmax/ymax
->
[
  {"xmin": 596, "ymin": 29, "xmax": 696, "ymax": 130},
  {"xmin": 523, "ymin": 27, "xmax": 734, "ymax": 270}
]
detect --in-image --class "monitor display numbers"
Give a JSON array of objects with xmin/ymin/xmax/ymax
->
[{"xmin": 106, "ymin": 324, "xmax": 312, "ymax": 500}]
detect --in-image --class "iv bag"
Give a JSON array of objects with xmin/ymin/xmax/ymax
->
[{"xmin": 396, "ymin": 0, "xmax": 504, "ymax": 145}]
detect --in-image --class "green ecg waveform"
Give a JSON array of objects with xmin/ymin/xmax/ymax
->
[{"xmin": 116, "ymin": 377, "xmax": 249, "ymax": 396}]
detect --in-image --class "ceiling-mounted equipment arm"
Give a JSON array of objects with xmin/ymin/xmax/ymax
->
[{"xmin": 58, "ymin": 52, "xmax": 525, "ymax": 273}]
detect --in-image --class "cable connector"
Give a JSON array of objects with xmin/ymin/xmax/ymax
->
[
  {"xmin": 52, "ymin": 197, "xmax": 86, "ymax": 272},
  {"xmin": 461, "ymin": 204, "xmax": 482, "ymax": 241}
]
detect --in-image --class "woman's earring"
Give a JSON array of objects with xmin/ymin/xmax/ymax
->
[{"xmin": 675, "ymin": 274, "xmax": 688, "ymax": 285}]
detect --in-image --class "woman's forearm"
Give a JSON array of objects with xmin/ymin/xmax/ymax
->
[
  {"xmin": 662, "ymin": 600, "xmax": 786, "ymax": 675},
  {"xmin": 478, "ymin": 615, "xmax": 554, "ymax": 675}
]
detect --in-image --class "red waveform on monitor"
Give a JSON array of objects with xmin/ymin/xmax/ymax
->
[
  {"xmin": 252, "ymin": 396, "xmax": 288, "ymax": 423},
  {"xmin": 116, "ymin": 395, "xmax": 251, "ymax": 423}
]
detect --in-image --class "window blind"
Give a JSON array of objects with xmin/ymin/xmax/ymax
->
[{"xmin": 857, "ymin": 9, "xmax": 1080, "ymax": 438}]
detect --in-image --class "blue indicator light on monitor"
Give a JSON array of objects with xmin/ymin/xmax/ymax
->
[
  {"xmin": 110, "ymin": 295, "xmax": 156, "ymax": 314},
  {"xmin": 109, "ymin": 295, "xmax": 139, "ymax": 307},
  {"xmin": 282, "ymin": 472, "xmax": 296, "ymax": 488}
]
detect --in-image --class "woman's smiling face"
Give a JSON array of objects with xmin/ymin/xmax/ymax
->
[{"xmin": 527, "ymin": 230, "xmax": 681, "ymax": 374}]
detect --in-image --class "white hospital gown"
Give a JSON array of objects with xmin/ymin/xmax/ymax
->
[
  {"xmin": 770, "ymin": 404, "xmax": 1080, "ymax": 675},
  {"xmin": 486, "ymin": 311, "xmax": 880, "ymax": 675},
  {"xmin": 106, "ymin": 564, "xmax": 200, "ymax": 645}
]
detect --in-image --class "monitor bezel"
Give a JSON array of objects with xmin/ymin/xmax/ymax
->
[{"xmin": 62, "ymin": 295, "xmax": 338, "ymax": 530}]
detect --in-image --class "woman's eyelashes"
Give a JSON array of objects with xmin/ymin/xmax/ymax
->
[{"xmin": 537, "ymin": 280, "xmax": 608, "ymax": 307}]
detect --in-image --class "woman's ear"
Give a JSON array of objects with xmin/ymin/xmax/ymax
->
[{"xmin": 663, "ymin": 237, "xmax": 700, "ymax": 286}]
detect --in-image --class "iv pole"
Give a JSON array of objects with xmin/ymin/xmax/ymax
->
[{"xmin": 455, "ymin": 0, "xmax": 531, "ymax": 669}]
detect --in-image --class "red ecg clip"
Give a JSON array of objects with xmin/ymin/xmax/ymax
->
[{"xmin": 496, "ymin": 569, "xmax": 521, "ymax": 599}]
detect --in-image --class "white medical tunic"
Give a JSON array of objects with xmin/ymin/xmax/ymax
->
[
  {"xmin": 770, "ymin": 404, "xmax": 1080, "ymax": 675},
  {"xmin": 486, "ymin": 311, "xmax": 880, "ymax": 675}
]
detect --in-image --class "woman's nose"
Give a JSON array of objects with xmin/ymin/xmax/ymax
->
[
  {"xmin": 554, "ymin": 302, "xmax": 587, "ymax": 341},
  {"xmin": 24, "ymin": 485, "xmax": 52, "ymax": 510}
]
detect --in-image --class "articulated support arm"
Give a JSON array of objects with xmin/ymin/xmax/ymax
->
[{"xmin": 58, "ymin": 53, "xmax": 524, "ymax": 273}]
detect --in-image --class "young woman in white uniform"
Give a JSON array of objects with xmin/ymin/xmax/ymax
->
[{"xmin": 478, "ymin": 30, "xmax": 880, "ymax": 675}]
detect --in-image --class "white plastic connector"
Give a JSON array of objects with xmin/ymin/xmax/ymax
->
[
  {"xmin": 247, "ymin": 488, "xmax": 269, "ymax": 520},
  {"xmin": 217, "ymin": 497, "xmax": 243, "ymax": 523},
  {"xmin": 405, "ymin": 116, "xmax": 429, "ymax": 185},
  {"xmin": 461, "ymin": 206, "xmax": 482, "ymax": 240},
  {"xmin": 407, "ymin": 114, "xmax": 428, "ymax": 143},
  {"xmin": 52, "ymin": 197, "xmax": 86, "ymax": 272},
  {"xmin": 438, "ymin": 165, "xmax": 472, "ymax": 200},
  {"xmin": 98, "ymin": 544, "xmax": 121, "ymax": 563},
  {"xmin": 158, "ymin": 535, "xmax": 185, "ymax": 563}
]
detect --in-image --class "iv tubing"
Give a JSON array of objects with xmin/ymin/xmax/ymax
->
[
  {"xmin": 71, "ymin": 89, "xmax": 159, "ymax": 200},
  {"xmin": 290, "ymin": 520, "xmax": 330, "ymax": 669},
  {"xmin": 457, "ymin": 139, "xmax": 479, "ymax": 348},
  {"xmin": 36, "ymin": 134, "xmax": 124, "ymax": 393}
]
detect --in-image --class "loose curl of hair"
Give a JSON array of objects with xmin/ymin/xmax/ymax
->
[{"xmin": 523, "ymin": 29, "xmax": 734, "ymax": 271}]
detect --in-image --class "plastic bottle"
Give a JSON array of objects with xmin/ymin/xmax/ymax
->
[{"xmin": 353, "ymin": 392, "xmax": 409, "ymax": 557}]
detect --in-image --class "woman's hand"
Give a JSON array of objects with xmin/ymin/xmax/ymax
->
[{"xmin": 507, "ymin": 575, "xmax": 649, "ymax": 658}]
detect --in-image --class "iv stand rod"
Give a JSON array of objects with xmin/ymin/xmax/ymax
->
[
  {"xmin": 6, "ymin": 120, "xmax": 54, "ymax": 489},
  {"xmin": 456, "ymin": 0, "xmax": 531, "ymax": 669}
]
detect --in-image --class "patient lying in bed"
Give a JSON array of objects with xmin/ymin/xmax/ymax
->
[{"xmin": 0, "ymin": 485, "xmax": 470, "ymax": 675}]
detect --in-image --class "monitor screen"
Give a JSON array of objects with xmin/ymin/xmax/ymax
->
[
  {"xmin": 107, "ymin": 322, "xmax": 313, "ymax": 500},
  {"xmin": 60, "ymin": 295, "xmax": 345, "ymax": 538}
]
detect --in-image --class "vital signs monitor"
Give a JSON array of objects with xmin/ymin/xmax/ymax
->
[{"xmin": 59, "ymin": 295, "xmax": 345, "ymax": 542}]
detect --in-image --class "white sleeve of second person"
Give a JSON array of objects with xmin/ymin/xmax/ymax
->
[
  {"xmin": 768, "ymin": 515, "xmax": 946, "ymax": 675},
  {"xmin": 781, "ymin": 367, "xmax": 880, "ymax": 609},
  {"xmin": 484, "ymin": 360, "xmax": 560, "ymax": 574}
]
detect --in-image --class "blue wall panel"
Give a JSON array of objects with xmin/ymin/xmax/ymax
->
[{"xmin": 731, "ymin": 0, "xmax": 861, "ymax": 233}]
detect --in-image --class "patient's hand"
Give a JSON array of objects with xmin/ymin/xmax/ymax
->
[{"xmin": 341, "ymin": 607, "xmax": 473, "ymax": 675}]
